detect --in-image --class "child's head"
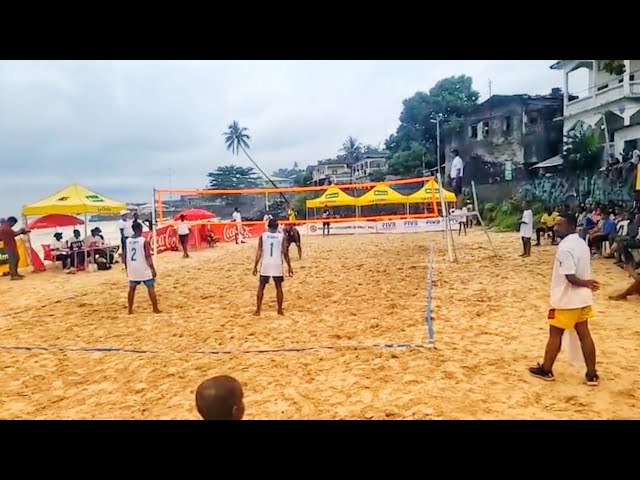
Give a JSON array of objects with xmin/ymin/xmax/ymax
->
[
  {"xmin": 132, "ymin": 222, "xmax": 143, "ymax": 237},
  {"xmin": 195, "ymin": 375, "xmax": 244, "ymax": 420}
]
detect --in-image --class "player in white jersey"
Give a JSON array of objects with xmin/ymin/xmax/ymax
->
[
  {"xmin": 253, "ymin": 218, "xmax": 293, "ymax": 316},
  {"xmin": 126, "ymin": 222, "xmax": 160, "ymax": 315}
]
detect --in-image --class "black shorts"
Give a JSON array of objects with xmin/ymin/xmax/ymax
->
[
  {"xmin": 452, "ymin": 177, "xmax": 463, "ymax": 195},
  {"xmin": 260, "ymin": 275, "xmax": 284, "ymax": 285},
  {"xmin": 179, "ymin": 234, "xmax": 189, "ymax": 245}
]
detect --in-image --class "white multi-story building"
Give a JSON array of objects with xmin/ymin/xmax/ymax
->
[
  {"xmin": 351, "ymin": 154, "xmax": 388, "ymax": 180},
  {"xmin": 551, "ymin": 60, "xmax": 640, "ymax": 158}
]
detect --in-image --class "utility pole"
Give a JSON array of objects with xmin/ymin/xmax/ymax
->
[
  {"xmin": 436, "ymin": 116, "xmax": 441, "ymax": 174},
  {"xmin": 488, "ymin": 79, "xmax": 492, "ymax": 98}
]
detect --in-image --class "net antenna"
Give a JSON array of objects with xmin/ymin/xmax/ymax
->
[{"xmin": 223, "ymin": 121, "xmax": 292, "ymax": 208}]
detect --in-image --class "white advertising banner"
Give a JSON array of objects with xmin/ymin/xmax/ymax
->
[
  {"xmin": 304, "ymin": 221, "xmax": 377, "ymax": 235},
  {"xmin": 302, "ymin": 218, "xmax": 459, "ymax": 235}
]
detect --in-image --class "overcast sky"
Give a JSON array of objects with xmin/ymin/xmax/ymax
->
[{"xmin": 0, "ymin": 60, "xmax": 562, "ymax": 215}]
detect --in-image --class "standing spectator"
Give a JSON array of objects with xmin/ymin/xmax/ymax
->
[
  {"xmin": 176, "ymin": 214, "xmax": 190, "ymax": 258},
  {"xmin": 322, "ymin": 205, "xmax": 331, "ymax": 236},
  {"xmin": 518, "ymin": 201, "xmax": 534, "ymax": 257},
  {"xmin": 118, "ymin": 210, "xmax": 134, "ymax": 267},
  {"xmin": 232, "ymin": 208, "xmax": 245, "ymax": 244},
  {"xmin": 0, "ymin": 217, "xmax": 29, "ymax": 280},
  {"xmin": 450, "ymin": 149, "xmax": 464, "ymax": 209}
]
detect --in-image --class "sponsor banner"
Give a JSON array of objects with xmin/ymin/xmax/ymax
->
[
  {"xmin": 305, "ymin": 221, "xmax": 376, "ymax": 235},
  {"xmin": 376, "ymin": 217, "xmax": 459, "ymax": 233},
  {"xmin": 143, "ymin": 226, "xmax": 179, "ymax": 254},
  {"xmin": 146, "ymin": 223, "xmax": 268, "ymax": 254}
]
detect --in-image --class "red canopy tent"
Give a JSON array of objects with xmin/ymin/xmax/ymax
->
[
  {"xmin": 28, "ymin": 214, "xmax": 84, "ymax": 230},
  {"xmin": 173, "ymin": 209, "xmax": 216, "ymax": 221}
]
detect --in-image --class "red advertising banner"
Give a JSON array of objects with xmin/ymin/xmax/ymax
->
[{"xmin": 143, "ymin": 222, "xmax": 267, "ymax": 254}]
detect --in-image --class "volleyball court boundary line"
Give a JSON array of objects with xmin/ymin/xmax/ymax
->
[{"xmin": 0, "ymin": 342, "xmax": 428, "ymax": 357}]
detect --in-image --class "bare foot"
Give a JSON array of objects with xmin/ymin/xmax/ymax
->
[
  {"xmin": 128, "ymin": 310, "xmax": 134, "ymax": 315},
  {"xmin": 10, "ymin": 277, "xmax": 24, "ymax": 281},
  {"xmin": 277, "ymin": 309, "xmax": 284, "ymax": 316},
  {"xmin": 519, "ymin": 253, "xmax": 526, "ymax": 257},
  {"xmin": 253, "ymin": 310, "xmax": 260, "ymax": 316},
  {"xmin": 153, "ymin": 309, "xmax": 162, "ymax": 314}
]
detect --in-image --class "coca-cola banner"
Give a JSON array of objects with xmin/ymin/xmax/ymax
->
[
  {"xmin": 143, "ymin": 222, "xmax": 267, "ymax": 255},
  {"xmin": 142, "ymin": 226, "xmax": 179, "ymax": 254},
  {"xmin": 210, "ymin": 222, "xmax": 266, "ymax": 243}
]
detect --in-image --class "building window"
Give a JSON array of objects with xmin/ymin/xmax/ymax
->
[
  {"xmin": 482, "ymin": 121, "xmax": 490, "ymax": 138},
  {"xmin": 469, "ymin": 124, "xmax": 478, "ymax": 139},
  {"xmin": 504, "ymin": 116, "xmax": 512, "ymax": 135}
]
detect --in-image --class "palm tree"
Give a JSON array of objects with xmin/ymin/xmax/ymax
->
[
  {"xmin": 340, "ymin": 136, "xmax": 363, "ymax": 164},
  {"xmin": 223, "ymin": 121, "xmax": 290, "ymax": 206}
]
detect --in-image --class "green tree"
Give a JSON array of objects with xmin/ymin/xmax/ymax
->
[
  {"xmin": 562, "ymin": 128, "xmax": 604, "ymax": 173},
  {"xmin": 601, "ymin": 60, "xmax": 625, "ymax": 76},
  {"xmin": 387, "ymin": 143, "xmax": 434, "ymax": 176},
  {"xmin": 368, "ymin": 170, "xmax": 387, "ymax": 182},
  {"xmin": 385, "ymin": 75, "xmax": 480, "ymax": 163},
  {"xmin": 206, "ymin": 165, "xmax": 261, "ymax": 205}
]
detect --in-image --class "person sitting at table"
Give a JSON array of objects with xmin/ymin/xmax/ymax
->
[
  {"xmin": 50, "ymin": 232, "xmax": 71, "ymax": 270},
  {"xmin": 67, "ymin": 229, "xmax": 85, "ymax": 269},
  {"xmin": 86, "ymin": 227, "xmax": 116, "ymax": 265}
]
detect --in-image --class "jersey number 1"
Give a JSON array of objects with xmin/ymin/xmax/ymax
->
[{"xmin": 269, "ymin": 242, "xmax": 274, "ymax": 257}]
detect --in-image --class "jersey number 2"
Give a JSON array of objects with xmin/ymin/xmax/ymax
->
[{"xmin": 131, "ymin": 247, "xmax": 137, "ymax": 261}]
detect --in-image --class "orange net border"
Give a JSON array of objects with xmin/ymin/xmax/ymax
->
[{"xmin": 154, "ymin": 176, "xmax": 442, "ymax": 226}]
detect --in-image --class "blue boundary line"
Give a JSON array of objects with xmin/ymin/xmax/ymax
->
[{"xmin": 0, "ymin": 342, "xmax": 428, "ymax": 357}]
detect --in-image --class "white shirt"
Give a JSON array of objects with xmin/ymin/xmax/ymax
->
[
  {"xmin": 118, "ymin": 218, "xmax": 134, "ymax": 238},
  {"xmin": 126, "ymin": 236, "xmax": 152, "ymax": 281},
  {"xmin": 259, "ymin": 231, "xmax": 285, "ymax": 277},
  {"xmin": 519, "ymin": 209, "xmax": 534, "ymax": 238},
  {"xmin": 232, "ymin": 211, "xmax": 242, "ymax": 222},
  {"xmin": 450, "ymin": 156, "xmax": 464, "ymax": 179},
  {"xmin": 617, "ymin": 220, "xmax": 630, "ymax": 237},
  {"xmin": 177, "ymin": 222, "xmax": 190, "ymax": 236},
  {"xmin": 50, "ymin": 239, "xmax": 66, "ymax": 251},
  {"xmin": 550, "ymin": 233, "xmax": 593, "ymax": 309}
]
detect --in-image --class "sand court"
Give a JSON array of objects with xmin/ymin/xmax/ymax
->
[{"xmin": 1, "ymin": 230, "xmax": 639, "ymax": 419}]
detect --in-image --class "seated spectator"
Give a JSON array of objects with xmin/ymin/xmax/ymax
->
[
  {"xmin": 607, "ymin": 212, "xmax": 631, "ymax": 261},
  {"xmin": 67, "ymin": 229, "xmax": 85, "ymax": 269},
  {"xmin": 590, "ymin": 209, "xmax": 617, "ymax": 254},
  {"xmin": 620, "ymin": 214, "xmax": 640, "ymax": 268},
  {"xmin": 580, "ymin": 206, "xmax": 598, "ymax": 240},
  {"xmin": 535, "ymin": 207, "xmax": 558, "ymax": 246},
  {"xmin": 195, "ymin": 375, "xmax": 244, "ymax": 420},
  {"xmin": 50, "ymin": 232, "xmax": 70, "ymax": 270},
  {"xmin": 85, "ymin": 227, "xmax": 115, "ymax": 265}
]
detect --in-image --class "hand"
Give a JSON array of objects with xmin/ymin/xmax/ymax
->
[
  {"xmin": 253, "ymin": 267, "xmax": 258, "ymax": 276},
  {"xmin": 152, "ymin": 270, "xmax": 157, "ymax": 279},
  {"xmin": 586, "ymin": 279, "xmax": 600, "ymax": 291},
  {"xmin": 288, "ymin": 267, "xmax": 294, "ymax": 277}
]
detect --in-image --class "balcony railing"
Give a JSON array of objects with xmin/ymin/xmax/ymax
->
[{"xmin": 565, "ymin": 82, "xmax": 640, "ymax": 116}]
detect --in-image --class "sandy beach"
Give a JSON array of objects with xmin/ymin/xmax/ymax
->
[{"xmin": 1, "ymin": 229, "xmax": 639, "ymax": 420}]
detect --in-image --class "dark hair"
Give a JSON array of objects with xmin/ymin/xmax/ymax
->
[
  {"xmin": 133, "ymin": 222, "xmax": 143, "ymax": 234},
  {"xmin": 559, "ymin": 212, "xmax": 577, "ymax": 229},
  {"xmin": 179, "ymin": 214, "xmax": 185, "ymax": 221},
  {"xmin": 267, "ymin": 218, "xmax": 278, "ymax": 230},
  {"xmin": 451, "ymin": 149, "xmax": 459, "ymax": 156},
  {"xmin": 7, "ymin": 216, "xmax": 18, "ymax": 224}
]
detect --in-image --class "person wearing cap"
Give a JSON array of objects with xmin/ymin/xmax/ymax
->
[
  {"xmin": 118, "ymin": 210, "xmax": 134, "ymax": 267},
  {"xmin": 50, "ymin": 232, "xmax": 71, "ymax": 270}
]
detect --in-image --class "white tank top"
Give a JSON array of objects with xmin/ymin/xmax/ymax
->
[
  {"xmin": 260, "ymin": 231, "xmax": 284, "ymax": 277},
  {"xmin": 126, "ymin": 237, "xmax": 152, "ymax": 281}
]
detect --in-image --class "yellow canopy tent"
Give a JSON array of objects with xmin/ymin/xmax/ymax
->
[
  {"xmin": 405, "ymin": 178, "xmax": 457, "ymax": 203},
  {"xmin": 306, "ymin": 187, "xmax": 358, "ymax": 209},
  {"xmin": 354, "ymin": 183, "xmax": 410, "ymax": 206},
  {"xmin": 22, "ymin": 182, "xmax": 126, "ymax": 216}
]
